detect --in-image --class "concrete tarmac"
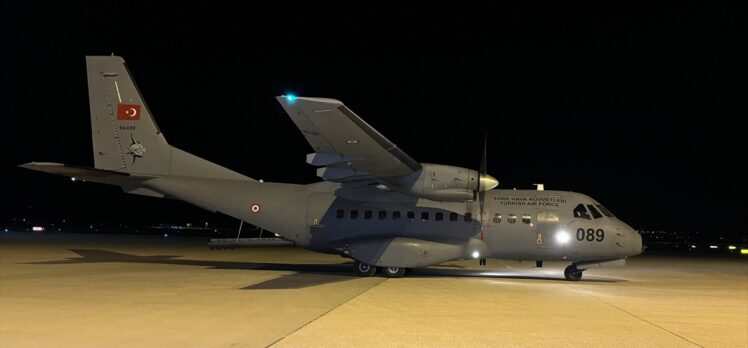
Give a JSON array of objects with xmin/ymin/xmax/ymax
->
[{"xmin": 1, "ymin": 232, "xmax": 746, "ymax": 347}]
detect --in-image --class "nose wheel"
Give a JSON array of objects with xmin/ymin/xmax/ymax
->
[
  {"xmin": 353, "ymin": 261, "xmax": 377, "ymax": 277},
  {"xmin": 564, "ymin": 265, "xmax": 584, "ymax": 281}
]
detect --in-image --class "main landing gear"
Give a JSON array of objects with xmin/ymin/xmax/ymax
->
[
  {"xmin": 564, "ymin": 264, "xmax": 584, "ymax": 281},
  {"xmin": 382, "ymin": 266, "xmax": 406, "ymax": 278},
  {"xmin": 353, "ymin": 261, "xmax": 408, "ymax": 278},
  {"xmin": 353, "ymin": 261, "xmax": 377, "ymax": 277}
]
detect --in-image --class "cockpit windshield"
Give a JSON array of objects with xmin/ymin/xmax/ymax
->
[
  {"xmin": 595, "ymin": 204, "xmax": 615, "ymax": 217},
  {"xmin": 587, "ymin": 205, "xmax": 603, "ymax": 219},
  {"xmin": 573, "ymin": 204, "xmax": 591, "ymax": 220},
  {"xmin": 574, "ymin": 203, "xmax": 615, "ymax": 219}
]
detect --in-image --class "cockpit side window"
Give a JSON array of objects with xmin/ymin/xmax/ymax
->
[
  {"xmin": 587, "ymin": 205, "xmax": 603, "ymax": 219},
  {"xmin": 573, "ymin": 204, "xmax": 591, "ymax": 220},
  {"xmin": 596, "ymin": 204, "xmax": 615, "ymax": 217}
]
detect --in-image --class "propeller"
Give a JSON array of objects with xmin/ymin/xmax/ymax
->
[
  {"xmin": 478, "ymin": 135, "xmax": 488, "ymax": 222},
  {"xmin": 476, "ymin": 134, "xmax": 498, "ymax": 239}
]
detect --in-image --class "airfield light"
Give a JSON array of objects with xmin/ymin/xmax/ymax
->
[
  {"xmin": 472, "ymin": 251, "xmax": 480, "ymax": 259},
  {"xmin": 728, "ymin": 245, "xmax": 737, "ymax": 250},
  {"xmin": 709, "ymin": 245, "xmax": 718, "ymax": 249},
  {"xmin": 163, "ymin": 233, "xmax": 169, "ymax": 238},
  {"xmin": 285, "ymin": 94, "xmax": 297, "ymax": 103},
  {"xmin": 32, "ymin": 226, "xmax": 44, "ymax": 232},
  {"xmin": 741, "ymin": 249, "xmax": 748, "ymax": 255},
  {"xmin": 71, "ymin": 177, "xmax": 76, "ymax": 182},
  {"xmin": 555, "ymin": 230, "xmax": 570, "ymax": 244}
]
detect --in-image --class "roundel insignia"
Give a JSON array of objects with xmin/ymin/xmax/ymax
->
[{"xmin": 250, "ymin": 203, "xmax": 261, "ymax": 213}]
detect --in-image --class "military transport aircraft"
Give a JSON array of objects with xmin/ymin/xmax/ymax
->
[{"xmin": 21, "ymin": 56, "xmax": 643, "ymax": 281}]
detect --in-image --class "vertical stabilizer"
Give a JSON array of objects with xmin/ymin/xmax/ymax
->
[
  {"xmin": 85, "ymin": 56, "xmax": 250, "ymax": 181},
  {"xmin": 86, "ymin": 55, "xmax": 170, "ymax": 175}
]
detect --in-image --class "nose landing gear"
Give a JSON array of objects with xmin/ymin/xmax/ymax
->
[{"xmin": 564, "ymin": 265, "xmax": 584, "ymax": 281}]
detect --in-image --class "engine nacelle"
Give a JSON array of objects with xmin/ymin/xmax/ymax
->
[{"xmin": 381, "ymin": 163, "xmax": 498, "ymax": 202}]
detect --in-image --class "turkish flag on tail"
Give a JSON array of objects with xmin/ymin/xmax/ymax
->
[{"xmin": 117, "ymin": 104, "xmax": 141, "ymax": 121}]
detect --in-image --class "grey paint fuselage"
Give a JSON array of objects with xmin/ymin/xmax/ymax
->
[{"xmin": 143, "ymin": 176, "xmax": 641, "ymax": 263}]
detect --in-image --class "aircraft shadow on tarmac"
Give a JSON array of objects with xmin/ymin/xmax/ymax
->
[{"xmin": 26, "ymin": 249, "xmax": 624, "ymax": 289}]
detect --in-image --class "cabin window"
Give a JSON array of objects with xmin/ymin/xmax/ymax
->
[
  {"xmin": 522, "ymin": 214, "xmax": 532, "ymax": 224},
  {"xmin": 407, "ymin": 211, "xmax": 415, "ymax": 220},
  {"xmin": 493, "ymin": 213, "xmax": 501, "ymax": 223},
  {"xmin": 393, "ymin": 211, "xmax": 401, "ymax": 220},
  {"xmin": 449, "ymin": 212, "xmax": 458, "ymax": 221},
  {"xmin": 336, "ymin": 209, "xmax": 344, "ymax": 219},
  {"xmin": 573, "ymin": 204, "xmax": 591, "ymax": 220},
  {"xmin": 378, "ymin": 210, "xmax": 387, "ymax": 220},
  {"xmin": 596, "ymin": 204, "xmax": 615, "ymax": 217},
  {"xmin": 364, "ymin": 210, "xmax": 372, "ymax": 220},
  {"xmin": 464, "ymin": 213, "xmax": 472, "ymax": 222},
  {"xmin": 587, "ymin": 205, "xmax": 603, "ymax": 219},
  {"xmin": 507, "ymin": 214, "xmax": 517, "ymax": 224},
  {"xmin": 421, "ymin": 212, "xmax": 429, "ymax": 221},
  {"xmin": 435, "ymin": 212, "xmax": 444, "ymax": 221},
  {"xmin": 538, "ymin": 211, "xmax": 559, "ymax": 223},
  {"xmin": 350, "ymin": 210, "xmax": 359, "ymax": 219}
]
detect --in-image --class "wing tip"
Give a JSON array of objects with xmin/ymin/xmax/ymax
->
[{"xmin": 276, "ymin": 95, "xmax": 343, "ymax": 105}]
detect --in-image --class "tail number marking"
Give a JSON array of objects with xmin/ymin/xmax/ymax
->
[{"xmin": 576, "ymin": 228, "xmax": 604, "ymax": 242}]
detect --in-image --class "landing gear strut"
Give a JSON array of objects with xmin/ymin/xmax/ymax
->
[
  {"xmin": 564, "ymin": 265, "xmax": 584, "ymax": 281},
  {"xmin": 353, "ymin": 261, "xmax": 377, "ymax": 277}
]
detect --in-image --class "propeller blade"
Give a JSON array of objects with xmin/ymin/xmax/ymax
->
[{"xmin": 479, "ymin": 133, "xmax": 487, "ymax": 222}]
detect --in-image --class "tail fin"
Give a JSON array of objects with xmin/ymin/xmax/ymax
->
[
  {"xmin": 86, "ymin": 56, "xmax": 251, "ymax": 181},
  {"xmin": 86, "ymin": 55, "xmax": 169, "ymax": 174}
]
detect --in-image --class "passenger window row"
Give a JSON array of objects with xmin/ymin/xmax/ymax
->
[
  {"xmin": 492, "ymin": 213, "xmax": 532, "ymax": 224},
  {"xmin": 335, "ymin": 209, "xmax": 473, "ymax": 222}
]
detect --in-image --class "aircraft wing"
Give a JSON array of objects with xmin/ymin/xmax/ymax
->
[{"xmin": 276, "ymin": 96, "xmax": 421, "ymax": 182}]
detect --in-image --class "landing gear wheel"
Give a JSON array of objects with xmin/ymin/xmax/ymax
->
[
  {"xmin": 383, "ymin": 266, "xmax": 406, "ymax": 278},
  {"xmin": 353, "ymin": 261, "xmax": 377, "ymax": 277},
  {"xmin": 564, "ymin": 265, "xmax": 583, "ymax": 281}
]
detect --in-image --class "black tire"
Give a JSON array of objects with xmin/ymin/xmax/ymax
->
[
  {"xmin": 564, "ymin": 265, "xmax": 583, "ymax": 281},
  {"xmin": 383, "ymin": 266, "xmax": 407, "ymax": 278},
  {"xmin": 353, "ymin": 261, "xmax": 377, "ymax": 277}
]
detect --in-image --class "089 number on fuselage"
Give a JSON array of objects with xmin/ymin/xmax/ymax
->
[{"xmin": 576, "ymin": 228, "xmax": 604, "ymax": 242}]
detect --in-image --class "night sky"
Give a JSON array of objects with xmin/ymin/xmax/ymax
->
[{"xmin": 4, "ymin": 3, "xmax": 745, "ymax": 237}]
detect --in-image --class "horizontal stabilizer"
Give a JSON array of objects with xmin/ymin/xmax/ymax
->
[{"xmin": 18, "ymin": 162, "xmax": 149, "ymax": 186}]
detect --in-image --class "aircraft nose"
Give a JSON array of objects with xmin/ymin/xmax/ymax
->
[{"xmin": 630, "ymin": 228, "xmax": 644, "ymax": 256}]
